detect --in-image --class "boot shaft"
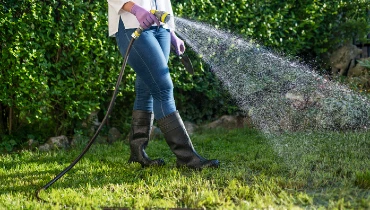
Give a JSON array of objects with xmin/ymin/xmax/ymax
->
[
  {"xmin": 158, "ymin": 111, "xmax": 219, "ymax": 169},
  {"xmin": 157, "ymin": 111, "xmax": 195, "ymax": 153},
  {"xmin": 130, "ymin": 110, "xmax": 154, "ymax": 140},
  {"xmin": 128, "ymin": 110, "xmax": 165, "ymax": 167}
]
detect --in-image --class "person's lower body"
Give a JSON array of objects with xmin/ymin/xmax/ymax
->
[{"xmin": 116, "ymin": 19, "xmax": 219, "ymax": 169}]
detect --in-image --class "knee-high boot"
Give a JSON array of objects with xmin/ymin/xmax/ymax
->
[
  {"xmin": 128, "ymin": 110, "xmax": 165, "ymax": 167},
  {"xmin": 157, "ymin": 111, "xmax": 219, "ymax": 169}
]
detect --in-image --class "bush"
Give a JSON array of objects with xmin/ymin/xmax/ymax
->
[
  {"xmin": 172, "ymin": 0, "xmax": 370, "ymax": 67},
  {"xmin": 1, "ymin": 0, "xmax": 127, "ymax": 149},
  {"xmin": 2, "ymin": 0, "xmax": 368, "ymax": 151},
  {"xmin": 0, "ymin": 0, "xmax": 236, "ymax": 151}
]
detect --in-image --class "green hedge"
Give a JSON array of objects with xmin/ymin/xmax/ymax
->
[
  {"xmin": 173, "ymin": 0, "xmax": 370, "ymax": 65},
  {"xmin": 1, "ymin": 0, "xmax": 125, "ymax": 148},
  {"xmin": 0, "ymin": 0, "xmax": 234, "ymax": 151},
  {"xmin": 1, "ymin": 0, "xmax": 369, "ymax": 151}
]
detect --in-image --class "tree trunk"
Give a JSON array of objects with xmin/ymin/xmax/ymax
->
[
  {"xmin": 9, "ymin": 107, "xmax": 12, "ymax": 135},
  {"xmin": 0, "ymin": 103, "xmax": 10, "ymax": 137},
  {"xmin": 0, "ymin": 103, "xmax": 4, "ymax": 135}
]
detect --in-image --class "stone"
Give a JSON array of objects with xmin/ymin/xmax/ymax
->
[
  {"xmin": 285, "ymin": 90, "xmax": 324, "ymax": 110},
  {"xmin": 203, "ymin": 115, "xmax": 250, "ymax": 130},
  {"xmin": 183, "ymin": 121, "xmax": 199, "ymax": 135},
  {"xmin": 38, "ymin": 144, "xmax": 51, "ymax": 152},
  {"xmin": 330, "ymin": 43, "xmax": 362, "ymax": 76},
  {"xmin": 348, "ymin": 64, "xmax": 368, "ymax": 78},
  {"xmin": 38, "ymin": 135, "xmax": 69, "ymax": 151},
  {"xmin": 348, "ymin": 58, "xmax": 370, "ymax": 77},
  {"xmin": 48, "ymin": 135, "xmax": 69, "ymax": 149},
  {"xmin": 347, "ymin": 58, "xmax": 370, "ymax": 89},
  {"xmin": 108, "ymin": 127, "xmax": 122, "ymax": 143}
]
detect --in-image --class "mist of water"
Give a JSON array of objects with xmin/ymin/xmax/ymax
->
[
  {"xmin": 174, "ymin": 17, "xmax": 370, "ymax": 167},
  {"xmin": 175, "ymin": 17, "xmax": 370, "ymax": 134}
]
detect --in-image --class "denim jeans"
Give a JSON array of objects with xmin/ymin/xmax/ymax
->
[{"xmin": 116, "ymin": 19, "xmax": 176, "ymax": 120}]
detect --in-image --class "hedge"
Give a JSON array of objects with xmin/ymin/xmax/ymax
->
[
  {"xmin": 0, "ymin": 0, "xmax": 234, "ymax": 151},
  {"xmin": 173, "ymin": 0, "xmax": 370, "ymax": 64},
  {"xmin": 1, "ymin": 1, "xmax": 116, "ymax": 148}
]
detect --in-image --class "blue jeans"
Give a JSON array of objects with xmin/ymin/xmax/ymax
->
[{"xmin": 116, "ymin": 19, "xmax": 176, "ymax": 120}]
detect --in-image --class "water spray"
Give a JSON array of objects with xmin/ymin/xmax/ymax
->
[
  {"xmin": 174, "ymin": 17, "xmax": 370, "ymax": 133},
  {"xmin": 173, "ymin": 17, "xmax": 370, "ymax": 170},
  {"xmin": 35, "ymin": 10, "xmax": 171, "ymax": 204}
]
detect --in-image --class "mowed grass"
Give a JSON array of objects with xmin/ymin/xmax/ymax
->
[{"xmin": 1, "ymin": 127, "xmax": 370, "ymax": 209}]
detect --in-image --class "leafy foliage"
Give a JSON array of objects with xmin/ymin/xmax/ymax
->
[
  {"xmin": 1, "ymin": 0, "xmax": 122, "ymax": 140},
  {"xmin": 359, "ymin": 59, "xmax": 370, "ymax": 69},
  {"xmin": 173, "ymin": 0, "xmax": 370, "ymax": 66},
  {"xmin": 0, "ymin": 0, "xmax": 236, "ymax": 150},
  {"xmin": 1, "ymin": 0, "xmax": 369, "ymax": 150}
]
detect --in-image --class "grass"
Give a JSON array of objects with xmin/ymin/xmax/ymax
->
[{"xmin": 1, "ymin": 127, "xmax": 370, "ymax": 209}]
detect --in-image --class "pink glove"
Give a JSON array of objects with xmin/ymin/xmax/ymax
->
[
  {"xmin": 170, "ymin": 31, "xmax": 185, "ymax": 56},
  {"xmin": 130, "ymin": 4, "xmax": 160, "ymax": 29}
]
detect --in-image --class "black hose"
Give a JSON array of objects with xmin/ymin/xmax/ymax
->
[{"xmin": 35, "ymin": 37, "xmax": 136, "ymax": 201}]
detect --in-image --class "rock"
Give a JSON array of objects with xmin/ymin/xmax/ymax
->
[
  {"xmin": 348, "ymin": 64, "xmax": 368, "ymax": 78},
  {"xmin": 38, "ymin": 135, "xmax": 69, "ymax": 151},
  {"xmin": 330, "ymin": 43, "xmax": 362, "ymax": 76},
  {"xmin": 184, "ymin": 121, "xmax": 198, "ymax": 135},
  {"xmin": 203, "ymin": 115, "xmax": 250, "ymax": 130},
  {"xmin": 108, "ymin": 127, "xmax": 121, "ymax": 143},
  {"xmin": 38, "ymin": 144, "xmax": 51, "ymax": 152},
  {"xmin": 285, "ymin": 90, "xmax": 324, "ymax": 110},
  {"xmin": 240, "ymin": 115, "xmax": 254, "ymax": 128},
  {"xmin": 49, "ymin": 135, "xmax": 69, "ymax": 148},
  {"xmin": 347, "ymin": 58, "xmax": 370, "ymax": 89},
  {"xmin": 348, "ymin": 58, "xmax": 370, "ymax": 77}
]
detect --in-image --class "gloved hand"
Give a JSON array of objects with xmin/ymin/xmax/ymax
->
[
  {"xmin": 130, "ymin": 4, "xmax": 160, "ymax": 29},
  {"xmin": 170, "ymin": 31, "xmax": 185, "ymax": 56}
]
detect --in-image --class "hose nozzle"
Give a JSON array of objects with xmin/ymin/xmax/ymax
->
[
  {"xmin": 151, "ymin": 10, "xmax": 170, "ymax": 24},
  {"xmin": 131, "ymin": 10, "xmax": 171, "ymax": 39}
]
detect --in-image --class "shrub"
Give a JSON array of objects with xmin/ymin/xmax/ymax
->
[
  {"xmin": 0, "ymin": 0, "xmax": 236, "ymax": 151},
  {"xmin": 172, "ymin": 0, "xmax": 370, "ymax": 67},
  {"xmin": 1, "ymin": 0, "xmax": 126, "ymax": 148},
  {"xmin": 2, "ymin": 0, "xmax": 368, "ymax": 151}
]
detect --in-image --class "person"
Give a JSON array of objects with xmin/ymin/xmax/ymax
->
[{"xmin": 107, "ymin": 0, "xmax": 219, "ymax": 169}]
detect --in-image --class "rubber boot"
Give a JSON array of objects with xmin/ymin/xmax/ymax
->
[
  {"xmin": 157, "ymin": 111, "xmax": 219, "ymax": 169},
  {"xmin": 128, "ymin": 110, "xmax": 165, "ymax": 167}
]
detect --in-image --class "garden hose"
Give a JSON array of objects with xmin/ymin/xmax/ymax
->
[
  {"xmin": 35, "ymin": 37, "xmax": 136, "ymax": 202},
  {"xmin": 35, "ymin": 10, "xmax": 171, "ymax": 205}
]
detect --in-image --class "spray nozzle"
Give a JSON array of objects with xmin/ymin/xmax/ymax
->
[
  {"xmin": 151, "ymin": 10, "xmax": 170, "ymax": 24},
  {"xmin": 131, "ymin": 10, "xmax": 171, "ymax": 39}
]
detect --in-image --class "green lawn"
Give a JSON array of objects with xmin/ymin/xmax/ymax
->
[{"xmin": 1, "ymin": 127, "xmax": 370, "ymax": 209}]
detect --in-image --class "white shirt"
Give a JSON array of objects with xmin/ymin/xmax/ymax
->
[{"xmin": 107, "ymin": 0, "xmax": 176, "ymax": 36}]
